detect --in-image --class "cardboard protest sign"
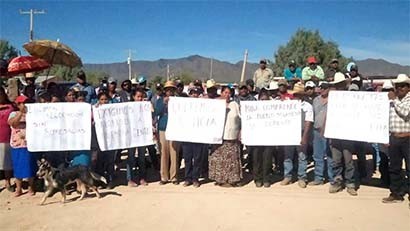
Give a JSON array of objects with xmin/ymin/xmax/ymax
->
[
  {"xmin": 26, "ymin": 103, "xmax": 91, "ymax": 151},
  {"xmin": 166, "ymin": 97, "xmax": 226, "ymax": 144},
  {"xmin": 240, "ymin": 100, "xmax": 302, "ymax": 146},
  {"xmin": 93, "ymin": 102, "xmax": 154, "ymax": 151},
  {"xmin": 324, "ymin": 91, "xmax": 389, "ymax": 143}
]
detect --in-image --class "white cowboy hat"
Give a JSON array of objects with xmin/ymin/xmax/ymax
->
[
  {"xmin": 330, "ymin": 72, "xmax": 346, "ymax": 84},
  {"xmin": 392, "ymin": 74, "xmax": 410, "ymax": 84},
  {"xmin": 382, "ymin": 80, "xmax": 394, "ymax": 90}
]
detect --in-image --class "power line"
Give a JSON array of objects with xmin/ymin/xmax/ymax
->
[{"xmin": 19, "ymin": 9, "xmax": 46, "ymax": 42}]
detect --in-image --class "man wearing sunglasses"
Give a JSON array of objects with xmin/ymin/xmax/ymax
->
[
  {"xmin": 383, "ymin": 74, "xmax": 410, "ymax": 206},
  {"xmin": 302, "ymin": 56, "xmax": 325, "ymax": 83}
]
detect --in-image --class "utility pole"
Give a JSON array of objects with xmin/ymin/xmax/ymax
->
[
  {"xmin": 166, "ymin": 64, "xmax": 170, "ymax": 81},
  {"xmin": 19, "ymin": 9, "xmax": 46, "ymax": 42},
  {"xmin": 240, "ymin": 49, "xmax": 248, "ymax": 83},
  {"xmin": 209, "ymin": 57, "xmax": 213, "ymax": 79},
  {"xmin": 126, "ymin": 49, "xmax": 136, "ymax": 80}
]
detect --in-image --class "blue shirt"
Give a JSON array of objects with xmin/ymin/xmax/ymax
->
[
  {"xmin": 70, "ymin": 83, "xmax": 96, "ymax": 103},
  {"xmin": 284, "ymin": 67, "xmax": 302, "ymax": 80},
  {"xmin": 154, "ymin": 97, "xmax": 168, "ymax": 131}
]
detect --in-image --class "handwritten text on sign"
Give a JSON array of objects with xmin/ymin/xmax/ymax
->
[
  {"xmin": 241, "ymin": 100, "xmax": 301, "ymax": 146},
  {"xmin": 166, "ymin": 97, "xmax": 226, "ymax": 144},
  {"xmin": 93, "ymin": 102, "xmax": 153, "ymax": 151},
  {"xmin": 324, "ymin": 91, "xmax": 389, "ymax": 143},
  {"xmin": 26, "ymin": 103, "xmax": 91, "ymax": 151}
]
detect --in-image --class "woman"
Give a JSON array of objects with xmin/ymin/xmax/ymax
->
[
  {"xmin": 93, "ymin": 92, "xmax": 117, "ymax": 189},
  {"xmin": 155, "ymin": 81, "xmax": 180, "ymax": 185},
  {"xmin": 7, "ymin": 95, "xmax": 37, "ymax": 196},
  {"xmin": 0, "ymin": 87, "xmax": 14, "ymax": 192},
  {"xmin": 209, "ymin": 86, "xmax": 242, "ymax": 187},
  {"xmin": 64, "ymin": 89, "xmax": 76, "ymax": 102}
]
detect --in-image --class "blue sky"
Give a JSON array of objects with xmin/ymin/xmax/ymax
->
[{"xmin": 1, "ymin": 0, "xmax": 409, "ymax": 65}]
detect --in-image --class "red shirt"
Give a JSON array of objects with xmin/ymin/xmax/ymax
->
[
  {"xmin": 0, "ymin": 104, "xmax": 14, "ymax": 143},
  {"xmin": 279, "ymin": 92, "xmax": 294, "ymax": 100}
]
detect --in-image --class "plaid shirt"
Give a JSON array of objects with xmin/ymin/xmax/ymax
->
[{"xmin": 389, "ymin": 92, "xmax": 410, "ymax": 133}]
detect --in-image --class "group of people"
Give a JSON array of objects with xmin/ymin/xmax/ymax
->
[{"xmin": 0, "ymin": 56, "xmax": 409, "ymax": 207}]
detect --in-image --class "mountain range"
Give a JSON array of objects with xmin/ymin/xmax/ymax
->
[{"xmin": 84, "ymin": 55, "xmax": 410, "ymax": 83}]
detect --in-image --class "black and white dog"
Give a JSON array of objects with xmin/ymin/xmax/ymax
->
[{"xmin": 36, "ymin": 159, "xmax": 107, "ymax": 205}]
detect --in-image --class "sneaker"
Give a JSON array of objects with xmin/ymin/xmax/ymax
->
[
  {"xmin": 329, "ymin": 184, "xmax": 343, "ymax": 193},
  {"xmin": 263, "ymin": 182, "xmax": 271, "ymax": 188},
  {"xmin": 193, "ymin": 181, "xmax": 201, "ymax": 188},
  {"xmin": 308, "ymin": 180, "xmax": 324, "ymax": 186},
  {"xmin": 127, "ymin": 180, "xmax": 138, "ymax": 187},
  {"xmin": 255, "ymin": 181, "xmax": 263, "ymax": 188},
  {"xmin": 280, "ymin": 178, "xmax": 292, "ymax": 186},
  {"xmin": 382, "ymin": 194, "xmax": 404, "ymax": 203},
  {"xmin": 346, "ymin": 187, "xmax": 358, "ymax": 196},
  {"xmin": 298, "ymin": 180, "xmax": 307, "ymax": 188},
  {"xmin": 172, "ymin": 180, "xmax": 179, "ymax": 185},
  {"xmin": 183, "ymin": 181, "xmax": 192, "ymax": 187}
]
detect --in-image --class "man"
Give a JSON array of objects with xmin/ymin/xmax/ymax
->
[
  {"xmin": 283, "ymin": 60, "xmax": 302, "ymax": 84},
  {"xmin": 234, "ymin": 81, "xmax": 257, "ymax": 105},
  {"xmin": 278, "ymin": 79, "xmax": 294, "ymax": 100},
  {"xmin": 205, "ymin": 79, "xmax": 220, "ymax": 99},
  {"xmin": 325, "ymin": 59, "xmax": 339, "ymax": 82},
  {"xmin": 21, "ymin": 72, "xmax": 37, "ymax": 102},
  {"xmin": 304, "ymin": 81, "xmax": 316, "ymax": 104},
  {"xmin": 108, "ymin": 77, "xmax": 121, "ymax": 102},
  {"xmin": 119, "ymin": 80, "xmax": 132, "ymax": 102},
  {"xmin": 234, "ymin": 81, "xmax": 257, "ymax": 172},
  {"xmin": 246, "ymin": 79, "xmax": 258, "ymax": 98},
  {"xmin": 253, "ymin": 59, "xmax": 273, "ymax": 89},
  {"xmin": 70, "ymin": 70, "xmax": 96, "ymax": 103},
  {"xmin": 327, "ymin": 72, "xmax": 358, "ymax": 196},
  {"xmin": 176, "ymin": 80, "xmax": 188, "ymax": 97},
  {"xmin": 382, "ymin": 74, "xmax": 410, "ymax": 206},
  {"xmin": 137, "ymin": 75, "xmax": 153, "ymax": 101},
  {"xmin": 346, "ymin": 62, "xmax": 364, "ymax": 90},
  {"xmin": 302, "ymin": 56, "xmax": 324, "ymax": 82},
  {"xmin": 281, "ymin": 82, "xmax": 313, "ymax": 188},
  {"xmin": 309, "ymin": 81, "xmax": 334, "ymax": 186},
  {"xmin": 151, "ymin": 83, "xmax": 164, "ymax": 107}
]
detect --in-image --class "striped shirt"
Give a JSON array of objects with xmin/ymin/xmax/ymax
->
[{"xmin": 389, "ymin": 93, "xmax": 410, "ymax": 133}]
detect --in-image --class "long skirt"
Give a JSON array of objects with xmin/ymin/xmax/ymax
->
[
  {"xmin": 11, "ymin": 147, "xmax": 37, "ymax": 179},
  {"xmin": 209, "ymin": 141, "xmax": 242, "ymax": 184},
  {"xmin": 0, "ymin": 143, "xmax": 13, "ymax": 170}
]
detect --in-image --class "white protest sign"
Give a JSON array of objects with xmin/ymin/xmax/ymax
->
[
  {"xmin": 93, "ymin": 102, "xmax": 153, "ymax": 151},
  {"xmin": 241, "ymin": 100, "xmax": 302, "ymax": 146},
  {"xmin": 324, "ymin": 91, "xmax": 389, "ymax": 143},
  {"xmin": 26, "ymin": 103, "xmax": 91, "ymax": 152},
  {"xmin": 166, "ymin": 97, "xmax": 226, "ymax": 144}
]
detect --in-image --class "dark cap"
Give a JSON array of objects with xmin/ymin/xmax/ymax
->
[
  {"xmin": 330, "ymin": 58, "xmax": 339, "ymax": 64},
  {"xmin": 245, "ymin": 79, "xmax": 254, "ymax": 87},
  {"xmin": 259, "ymin": 59, "xmax": 267, "ymax": 64},
  {"xmin": 77, "ymin": 70, "xmax": 86, "ymax": 80},
  {"xmin": 288, "ymin": 60, "xmax": 296, "ymax": 67},
  {"xmin": 155, "ymin": 83, "xmax": 163, "ymax": 89}
]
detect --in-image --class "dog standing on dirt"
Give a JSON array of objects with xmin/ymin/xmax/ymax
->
[{"xmin": 36, "ymin": 159, "xmax": 107, "ymax": 205}]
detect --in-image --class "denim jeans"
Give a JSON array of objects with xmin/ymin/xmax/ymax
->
[
  {"xmin": 330, "ymin": 139, "xmax": 355, "ymax": 188},
  {"xmin": 283, "ymin": 145, "xmax": 307, "ymax": 180},
  {"xmin": 313, "ymin": 130, "xmax": 334, "ymax": 183},
  {"xmin": 182, "ymin": 142, "xmax": 204, "ymax": 182},
  {"xmin": 126, "ymin": 148, "xmax": 136, "ymax": 181}
]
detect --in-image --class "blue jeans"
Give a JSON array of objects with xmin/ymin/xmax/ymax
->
[
  {"xmin": 283, "ymin": 145, "xmax": 307, "ymax": 180},
  {"xmin": 313, "ymin": 130, "xmax": 334, "ymax": 183}
]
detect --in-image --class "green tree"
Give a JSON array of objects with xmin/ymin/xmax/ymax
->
[
  {"xmin": 0, "ymin": 40, "xmax": 19, "ymax": 61},
  {"xmin": 272, "ymin": 29, "xmax": 351, "ymax": 76}
]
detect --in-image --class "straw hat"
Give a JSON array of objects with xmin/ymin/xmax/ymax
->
[
  {"xmin": 164, "ymin": 80, "xmax": 176, "ymax": 89},
  {"xmin": 25, "ymin": 72, "xmax": 35, "ymax": 78},
  {"xmin": 289, "ymin": 82, "xmax": 305, "ymax": 95},
  {"xmin": 382, "ymin": 80, "xmax": 394, "ymax": 90},
  {"xmin": 206, "ymin": 79, "xmax": 217, "ymax": 88}
]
